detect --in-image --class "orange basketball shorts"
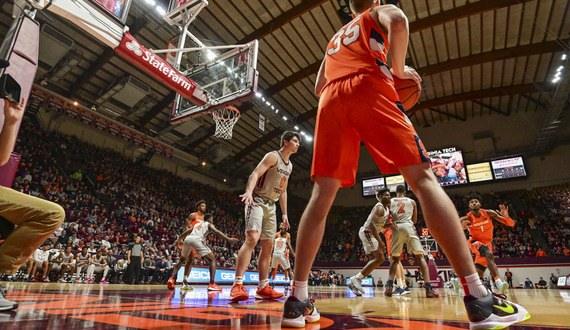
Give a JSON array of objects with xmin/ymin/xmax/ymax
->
[
  {"xmin": 312, "ymin": 74, "xmax": 431, "ymax": 187},
  {"xmin": 468, "ymin": 239, "xmax": 493, "ymax": 269},
  {"xmin": 382, "ymin": 228, "xmax": 392, "ymax": 256}
]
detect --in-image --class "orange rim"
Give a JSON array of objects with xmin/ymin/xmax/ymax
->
[{"xmin": 213, "ymin": 106, "xmax": 240, "ymax": 121}]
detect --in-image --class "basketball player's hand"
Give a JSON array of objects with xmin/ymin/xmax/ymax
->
[
  {"xmin": 282, "ymin": 215, "xmax": 290, "ymax": 230},
  {"xmin": 240, "ymin": 191, "xmax": 254, "ymax": 205},
  {"xmin": 497, "ymin": 204, "xmax": 509, "ymax": 218},
  {"xmin": 3, "ymin": 97, "xmax": 25, "ymax": 124},
  {"xmin": 461, "ymin": 219, "xmax": 471, "ymax": 229},
  {"xmin": 228, "ymin": 237, "xmax": 239, "ymax": 243},
  {"xmin": 391, "ymin": 66, "xmax": 421, "ymax": 90}
]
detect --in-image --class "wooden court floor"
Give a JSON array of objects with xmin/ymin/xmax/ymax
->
[{"xmin": 1, "ymin": 282, "xmax": 569, "ymax": 329}]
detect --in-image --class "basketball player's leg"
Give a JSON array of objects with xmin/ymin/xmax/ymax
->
[
  {"xmin": 184, "ymin": 252, "xmax": 195, "ymax": 279},
  {"xmin": 482, "ymin": 243, "xmax": 508, "ymax": 293},
  {"xmin": 257, "ymin": 212, "xmax": 277, "ymax": 292},
  {"xmin": 202, "ymin": 252, "xmax": 217, "ymax": 284},
  {"xmin": 235, "ymin": 230, "xmax": 260, "ymax": 277}
]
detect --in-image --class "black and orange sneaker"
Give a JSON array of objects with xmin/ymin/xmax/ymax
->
[
  {"xmin": 426, "ymin": 288, "xmax": 440, "ymax": 298},
  {"xmin": 384, "ymin": 286, "xmax": 393, "ymax": 297},
  {"xmin": 281, "ymin": 296, "xmax": 320, "ymax": 328},
  {"xmin": 464, "ymin": 290, "xmax": 530, "ymax": 329}
]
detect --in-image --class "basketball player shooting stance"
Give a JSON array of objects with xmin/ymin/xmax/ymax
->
[
  {"xmin": 268, "ymin": 225, "xmax": 295, "ymax": 291},
  {"xmin": 381, "ymin": 220, "xmax": 408, "ymax": 295},
  {"xmin": 458, "ymin": 195, "xmax": 514, "ymax": 295},
  {"xmin": 229, "ymin": 131, "xmax": 299, "ymax": 302},
  {"xmin": 385, "ymin": 185, "xmax": 438, "ymax": 298},
  {"xmin": 348, "ymin": 188, "xmax": 389, "ymax": 296},
  {"xmin": 177, "ymin": 200, "xmax": 206, "ymax": 290},
  {"xmin": 281, "ymin": 1, "xmax": 529, "ymax": 328},
  {"xmin": 167, "ymin": 213, "xmax": 238, "ymax": 291}
]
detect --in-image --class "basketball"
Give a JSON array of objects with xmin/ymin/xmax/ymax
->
[{"xmin": 393, "ymin": 76, "xmax": 421, "ymax": 111}]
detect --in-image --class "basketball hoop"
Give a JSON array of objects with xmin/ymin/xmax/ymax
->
[{"xmin": 212, "ymin": 106, "xmax": 240, "ymax": 139}]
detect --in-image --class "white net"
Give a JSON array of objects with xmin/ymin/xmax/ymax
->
[{"xmin": 212, "ymin": 106, "xmax": 240, "ymax": 139}]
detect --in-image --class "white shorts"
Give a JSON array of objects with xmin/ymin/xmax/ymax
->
[
  {"xmin": 244, "ymin": 196, "xmax": 277, "ymax": 239},
  {"xmin": 390, "ymin": 222, "xmax": 424, "ymax": 257},
  {"xmin": 270, "ymin": 253, "xmax": 291, "ymax": 269},
  {"xmin": 181, "ymin": 237, "xmax": 211, "ymax": 258},
  {"xmin": 359, "ymin": 227, "xmax": 379, "ymax": 255}
]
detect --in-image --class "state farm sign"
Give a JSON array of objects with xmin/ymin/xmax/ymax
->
[{"xmin": 115, "ymin": 32, "xmax": 208, "ymax": 106}]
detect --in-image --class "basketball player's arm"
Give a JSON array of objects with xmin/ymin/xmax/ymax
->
[
  {"xmin": 240, "ymin": 152, "xmax": 278, "ymax": 205},
  {"xmin": 186, "ymin": 213, "xmax": 195, "ymax": 228},
  {"xmin": 411, "ymin": 200, "xmax": 418, "ymax": 224},
  {"xmin": 210, "ymin": 224, "xmax": 238, "ymax": 243},
  {"xmin": 459, "ymin": 215, "xmax": 471, "ymax": 229},
  {"xmin": 175, "ymin": 227, "xmax": 194, "ymax": 244},
  {"xmin": 0, "ymin": 98, "xmax": 25, "ymax": 166},
  {"xmin": 371, "ymin": 5, "xmax": 421, "ymax": 84},
  {"xmin": 487, "ymin": 206, "xmax": 515, "ymax": 227},
  {"xmin": 287, "ymin": 238, "xmax": 296, "ymax": 257},
  {"xmin": 370, "ymin": 207, "xmax": 386, "ymax": 252},
  {"xmin": 314, "ymin": 57, "xmax": 327, "ymax": 97},
  {"xmin": 279, "ymin": 188, "xmax": 290, "ymax": 230}
]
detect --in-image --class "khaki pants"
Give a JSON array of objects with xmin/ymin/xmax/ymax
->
[{"xmin": 0, "ymin": 186, "xmax": 65, "ymax": 274}]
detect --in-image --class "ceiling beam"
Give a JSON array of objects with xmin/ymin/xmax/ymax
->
[
  {"xmin": 419, "ymin": 40, "xmax": 568, "ymax": 76},
  {"xmin": 471, "ymin": 100, "xmax": 509, "ymax": 116},
  {"xmin": 428, "ymin": 107, "xmax": 466, "ymax": 121},
  {"xmin": 409, "ymin": 83, "xmax": 550, "ymax": 115},
  {"xmin": 238, "ymin": 0, "xmax": 329, "ymax": 43},
  {"xmin": 409, "ymin": 0, "xmax": 535, "ymax": 33},
  {"xmin": 137, "ymin": 92, "xmax": 176, "ymax": 126},
  {"xmin": 68, "ymin": 16, "xmax": 149, "ymax": 99}
]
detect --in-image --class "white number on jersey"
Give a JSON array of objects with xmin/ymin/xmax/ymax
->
[{"xmin": 327, "ymin": 17, "xmax": 362, "ymax": 56}]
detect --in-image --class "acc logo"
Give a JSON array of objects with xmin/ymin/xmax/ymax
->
[
  {"xmin": 126, "ymin": 40, "xmax": 142, "ymax": 56},
  {"xmin": 221, "ymin": 272, "xmax": 235, "ymax": 280}
]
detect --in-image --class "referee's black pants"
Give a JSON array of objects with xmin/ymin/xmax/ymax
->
[{"xmin": 123, "ymin": 256, "xmax": 141, "ymax": 284}]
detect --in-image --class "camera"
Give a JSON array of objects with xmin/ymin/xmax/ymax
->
[{"xmin": 0, "ymin": 73, "xmax": 21, "ymax": 103}]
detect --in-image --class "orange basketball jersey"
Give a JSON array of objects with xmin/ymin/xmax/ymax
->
[
  {"xmin": 467, "ymin": 209, "xmax": 494, "ymax": 244},
  {"xmin": 324, "ymin": 8, "xmax": 392, "ymax": 87},
  {"xmin": 188, "ymin": 212, "xmax": 204, "ymax": 230}
]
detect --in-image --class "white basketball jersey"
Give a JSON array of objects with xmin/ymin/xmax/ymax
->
[
  {"xmin": 363, "ymin": 203, "xmax": 390, "ymax": 232},
  {"xmin": 253, "ymin": 151, "xmax": 293, "ymax": 202},
  {"xmin": 274, "ymin": 237, "xmax": 287, "ymax": 255},
  {"xmin": 189, "ymin": 221, "xmax": 211, "ymax": 240},
  {"xmin": 390, "ymin": 197, "xmax": 415, "ymax": 225}
]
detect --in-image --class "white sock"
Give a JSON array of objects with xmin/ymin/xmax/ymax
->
[
  {"xmin": 292, "ymin": 280, "xmax": 308, "ymax": 301},
  {"xmin": 355, "ymin": 272, "xmax": 364, "ymax": 280},
  {"xmin": 234, "ymin": 276, "xmax": 244, "ymax": 285},
  {"xmin": 259, "ymin": 278, "xmax": 269, "ymax": 289},
  {"xmin": 494, "ymin": 277, "xmax": 504, "ymax": 287},
  {"xmin": 460, "ymin": 273, "xmax": 487, "ymax": 298}
]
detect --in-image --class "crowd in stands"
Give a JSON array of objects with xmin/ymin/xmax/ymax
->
[{"xmin": 3, "ymin": 120, "xmax": 570, "ymax": 284}]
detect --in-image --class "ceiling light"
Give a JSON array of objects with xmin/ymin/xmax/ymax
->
[
  {"xmin": 201, "ymin": 161, "xmax": 206, "ymax": 166},
  {"xmin": 261, "ymin": 97, "xmax": 265, "ymax": 101},
  {"xmin": 265, "ymin": 101, "xmax": 270, "ymax": 106},
  {"xmin": 207, "ymin": 51, "xmax": 217, "ymax": 60},
  {"xmin": 256, "ymin": 92, "xmax": 262, "ymax": 98},
  {"xmin": 223, "ymin": 178, "xmax": 227, "ymax": 182},
  {"xmin": 300, "ymin": 131, "xmax": 306, "ymax": 136},
  {"xmin": 294, "ymin": 126, "xmax": 299, "ymax": 130},
  {"xmin": 562, "ymin": 54, "xmax": 567, "ymax": 60},
  {"xmin": 156, "ymin": 6, "xmax": 166, "ymax": 15},
  {"xmin": 557, "ymin": 66, "xmax": 563, "ymax": 72},
  {"xmin": 305, "ymin": 136, "xmax": 313, "ymax": 142},
  {"xmin": 145, "ymin": 0, "xmax": 156, "ymax": 5},
  {"xmin": 552, "ymin": 77, "xmax": 561, "ymax": 83},
  {"xmin": 73, "ymin": 101, "xmax": 78, "ymax": 106},
  {"xmin": 282, "ymin": 116, "xmax": 287, "ymax": 120}
]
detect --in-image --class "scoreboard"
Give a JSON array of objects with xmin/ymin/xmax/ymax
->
[
  {"xmin": 491, "ymin": 157, "xmax": 527, "ymax": 180},
  {"xmin": 88, "ymin": 0, "xmax": 132, "ymax": 23}
]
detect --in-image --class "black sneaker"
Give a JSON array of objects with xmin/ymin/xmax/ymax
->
[
  {"xmin": 464, "ymin": 290, "xmax": 530, "ymax": 329},
  {"xmin": 0, "ymin": 284, "xmax": 17, "ymax": 311},
  {"xmin": 281, "ymin": 296, "xmax": 320, "ymax": 327}
]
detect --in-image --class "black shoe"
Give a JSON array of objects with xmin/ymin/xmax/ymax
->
[
  {"xmin": 464, "ymin": 290, "xmax": 530, "ymax": 329},
  {"xmin": 281, "ymin": 296, "xmax": 320, "ymax": 327}
]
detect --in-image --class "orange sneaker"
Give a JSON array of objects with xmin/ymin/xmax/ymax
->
[
  {"xmin": 229, "ymin": 284, "xmax": 249, "ymax": 302},
  {"xmin": 208, "ymin": 283, "xmax": 222, "ymax": 291},
  {"xmin": 167, "ymin": 277, "xmax": 176, "ymax": 290},
  {"xmin": 255, "ymin": 284, "xmax": 284, "ymax": 300}
]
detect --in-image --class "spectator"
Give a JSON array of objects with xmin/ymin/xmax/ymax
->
[
  {"xmin": 536, "ymin": 248, "xmax": 547, "ymax": 257},
  {"xmin": 377, "ymin": 277, "xmax": 384, "ymax": 287},
  {"xmin": 141, "ymin": 254, "xmax": 156, "ymax": 284},
  {"xmin": 536, "ymin": 277, "xmax": 547, "ymax": 289},
  {"xmin": 505, "ymin": 268, "xmax": 513, "ymax": 289},
  {"xmin": 550, "ymin": 273, "xmax": 558, "ymax": 288},
  {"xmin": 72, "ymin": 170, "xmax": 83, "ymax": 181},
  {"xmin": 524, "ymin": 278, "xmax": 534, "ymax": 289}
]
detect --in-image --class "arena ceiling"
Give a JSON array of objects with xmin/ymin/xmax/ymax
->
[{"xmin": 1, "ymin": 0, "xmax": 569, "ymax": 185}]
